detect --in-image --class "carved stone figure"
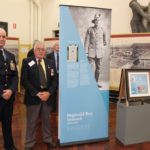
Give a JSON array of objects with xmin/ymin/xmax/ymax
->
[{"xmin": 129, "ymin": 0, "xmax": 150, "ymax": 33}]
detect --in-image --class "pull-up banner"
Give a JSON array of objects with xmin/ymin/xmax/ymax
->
[{"xmin": 59, "ymin": 5, "xmax": 111, "ymax": 145}]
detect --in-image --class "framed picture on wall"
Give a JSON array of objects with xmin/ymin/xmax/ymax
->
[
  {"xmin": 125, "ymin": 69, "xmax": 150, "ymax": 100},
  {"xmin": 5, "ymin": 37, "xmax": 19, "ymax": 64},
  {"xmin": 0, "ymin": 21, "xmax": 8, "ymax": 36}
]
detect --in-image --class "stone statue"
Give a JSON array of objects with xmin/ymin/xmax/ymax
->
[{"xmin": 129, "ymin": 0, "xmax": 150, "ymax": 33}]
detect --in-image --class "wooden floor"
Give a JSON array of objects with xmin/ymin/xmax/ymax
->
[{"xmin": 1, "ymin": 93, "xmax": 150, "ymax": 150}]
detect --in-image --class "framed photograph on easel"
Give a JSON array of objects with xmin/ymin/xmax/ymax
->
[
  {"xmin": 119, "ymin": 69, "xmax": 150, "ymax": 106},
  {"xmin": 126, "ymin": 69, "xmax": 150, "ymax": 100}
]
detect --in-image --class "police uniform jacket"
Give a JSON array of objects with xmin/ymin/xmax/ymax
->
[
  {"xmin": 0, "ymin": 49, "xmax": 18, "ymax": 103},
  {"xmin": 21, "ymin": 56, "xmax": 57, "ymax": 106}
]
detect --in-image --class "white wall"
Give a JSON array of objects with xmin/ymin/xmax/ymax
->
[
  {"xmin": 0, "ymin": 0, "xmax": 41, "ymax": 44},
  {"xmin": 41, "ymin": 0, "xmax": 150, "ymax": 39},
  {"xmin": 0, "ymin": 0, "xmax": 30, "ymax": 44},
  {"xmin": 0, "ymin": 0, "xmax": 149, "ymax": 43}
]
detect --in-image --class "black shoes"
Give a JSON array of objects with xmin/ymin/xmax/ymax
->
[
  {"xmin": 46, "ymin": 141, "xmax": 57, "ymax": 148},
  {"xmin": 5, "ymin": 146, "xmax": 18, "ymax": 150},
  {"xmin": 24, "ymin": 147, "xmax": 32, "ymax": 150},
  {"xmin": 12, "ymin": 148, "xmax": 18, "ymax": 150}
]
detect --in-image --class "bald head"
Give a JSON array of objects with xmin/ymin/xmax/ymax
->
[
  {"xmin": 0, "ymin": 28, "xmax": 6, "ymax": 48},
  {"xmin": 52, "ymin": 42, "xmax": 59, "ymax": 52},
  {"xmin": 0, "ymin": 28, "xmax": 6, "ymax": 34}
]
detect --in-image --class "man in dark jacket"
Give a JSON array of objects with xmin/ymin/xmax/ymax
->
[
  {"xmin": 47, "ymin": 42, "xmax": 59, "ymax": 112},
  {"xmin": 21, "ymin": 41, "xmax": 57, "ymax": 150}
]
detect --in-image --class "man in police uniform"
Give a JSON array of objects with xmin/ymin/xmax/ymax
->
[
  {"xmin": 84, "ymin": 14, "xmax": 106, "ymax": 88},
  {"xmin": 0, "ymin": 28, "xmax": 18, "ymax": 150}
]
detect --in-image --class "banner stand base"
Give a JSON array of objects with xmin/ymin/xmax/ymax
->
[{"xmin": 59, "ymin": 137, "xmax": 109, "ymax": 146}]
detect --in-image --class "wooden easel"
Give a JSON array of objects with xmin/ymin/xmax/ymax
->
[{"xmin": 118, "ymin": 69, "xmax": 129, "ymax": 106}]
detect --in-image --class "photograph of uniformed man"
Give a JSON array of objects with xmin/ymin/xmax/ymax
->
[{"xmin": 84, "ymin": 14, "xmax": 107, "ymax": 88}]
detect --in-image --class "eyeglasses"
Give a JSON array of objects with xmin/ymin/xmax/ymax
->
[
  {"xmin": 36, "ymin": 48, "xmax": 45, "ymax": 52},
  {"xmin": 0, "ymin": 36, "xmax": 6, "ymax": 39}
]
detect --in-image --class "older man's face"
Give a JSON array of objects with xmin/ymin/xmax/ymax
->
[
  {"xmin": 53, "ymin": 43, "xmax": 59, "ymax": 52},
  {"xmin": 34, "ymin": 43, "xmax": 46, "ymax": 59}
]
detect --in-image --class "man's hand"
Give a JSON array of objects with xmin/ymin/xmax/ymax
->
[
  {"xmin": 2, "ymin": 89, "xmax": 13, "ymax": 100},
  {"xmin": 36, "ymin": 91, "xmax": 51, "ymax": 101}
]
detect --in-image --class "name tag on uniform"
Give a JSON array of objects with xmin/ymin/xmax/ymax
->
[{"xmin": 28, "ymin": 60, "xmax": 35, "ymax": 67}]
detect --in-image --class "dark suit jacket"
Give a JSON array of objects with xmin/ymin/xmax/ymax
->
[
  {"xmin": 21, "ymin": 56, "xmax": 57, "ymax": 106},
  {"xmin": 0, "ymin": 49, "xmax": 18, "ymax": 104},
  {"xmin": 47, "ymin": 52, "xmax": 57, "ymax": 73}
]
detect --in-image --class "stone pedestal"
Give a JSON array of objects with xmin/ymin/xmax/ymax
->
[{"xmin": 116, "ymin": 101, "xmax": 150, "ymax": 145}]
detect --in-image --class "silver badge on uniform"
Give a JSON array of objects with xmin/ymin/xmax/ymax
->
[
  {"xmin": 10, "ymin": 60, "xmax": 16, "ymax": 71},
  {"xmin": 50, "ymin": 69, "xmax": 54, "ymax": 76}
]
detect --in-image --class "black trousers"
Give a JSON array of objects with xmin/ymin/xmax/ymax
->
[
  {"xmin": 51, "ymin": 90, "xmax": 57, "ymax": 111},
  {"xmin": 51, "ymin": 73, "xmax": 59, "ymax": 111},
  {"xmin": 0, "ymin": 98, "xmax": 14, "ymax": 150}
]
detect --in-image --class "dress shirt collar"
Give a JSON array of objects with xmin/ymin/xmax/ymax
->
[{"xmin": 36, "ymin": 58, "xmax": 44, "ymax": 64}]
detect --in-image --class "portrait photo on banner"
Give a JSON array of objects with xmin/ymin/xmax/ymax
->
[{"xmin": 69, "ymin": 6, "xmax": 111, "ymax": 90}]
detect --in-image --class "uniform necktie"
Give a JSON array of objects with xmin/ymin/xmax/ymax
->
[
  {"xmin": 57, "ymin": 52, "xmax": 59, "ymax": 72},
  {"xmin": 38, "ymin": 59, "xmax": 47, "ymax": 88},
  {"xmin": 0, "ymin": 50, "xmax": 4, "ymax": 62}
]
